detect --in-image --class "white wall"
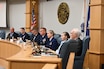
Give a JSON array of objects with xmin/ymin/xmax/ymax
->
[
  {"xmin": 0, "ymin": 0, "xmax": 6, "ymax": 27},
  {"xmin": 39, "ymin": 0, "xmax": 84, "ymax": 34},
  {"xmin": 0, "ymin": 0, "xmax": 88, "ymax": 37},
  {"xmin": 8, "ymin": 0, "xmax": 26, "ymax": 31},
  {"xmin": 0, "ymin": 0, "xmax": 25, "ymax": 35}
]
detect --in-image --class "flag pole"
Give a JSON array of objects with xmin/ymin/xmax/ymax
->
[
  {"xmin": 84, "ymin": 0, "xmax": 87, "ymax": 37},
  {"xmin": 31, "ymin": 0, "xmax": 36, "ymax": 30}
]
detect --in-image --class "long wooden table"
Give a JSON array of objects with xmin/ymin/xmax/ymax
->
[{"xmin": 0, "ymin": 40, "xmax": 62, "ymax": 69}]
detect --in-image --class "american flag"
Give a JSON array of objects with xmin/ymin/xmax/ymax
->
[{"xmin": 31, "ymin": 8, "xmax": 36, "ymax": 30}]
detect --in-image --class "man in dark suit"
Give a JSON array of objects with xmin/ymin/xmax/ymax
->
[
  {"xmin": 39, "ymin": 27, "xmax": 48, "ymax": 45},
  {"xmin": 45, "ymin": 30, "xmax": 59, "ymax": 51},
  {"xmin": 56, "ymin": 32, "xmax": 70, "ymax": 54},
  {"xmin": 19, "ymin": 27, "xmax": 30, "ymax": 42},
  {"xmin": 59, "ymin": 28, "xmax": 82, "ymax": 69},
  {"xmin": 6, "ymin": 27, "xmax": 19, "ymax": 40},
  {"xmin": 30, "ymin": 29, "xmax": 41, "ymax": 45}
]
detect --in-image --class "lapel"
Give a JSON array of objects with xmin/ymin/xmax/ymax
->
[{"xmin": 49, "ymin": 37, "xmax": 54, "ymax": 46}]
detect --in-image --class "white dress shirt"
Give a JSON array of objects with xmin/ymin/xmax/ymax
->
[{"xmin": 56, "ymin": 40, "xmax": 67, "ymax": 54}]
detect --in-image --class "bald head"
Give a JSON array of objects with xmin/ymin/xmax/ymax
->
[{"xmin": 70, "ymin": 28, "xmax": 81, "ymax": 40}]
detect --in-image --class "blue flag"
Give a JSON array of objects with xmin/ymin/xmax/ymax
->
[{"xmin": 86, "ymin": 6, "xmax": 90, "ymax": 36}]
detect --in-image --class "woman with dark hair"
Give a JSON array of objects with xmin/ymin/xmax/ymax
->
[{"xmin": 56, "ymin": 32, "xmax": 70, "ymax": 54}]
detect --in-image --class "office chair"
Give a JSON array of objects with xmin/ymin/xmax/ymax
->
[
  {"xmin": 0, "ymin": 30, "xmax": 6, "ymax": 39},
  {"xmin": 54, "ymin": 34, "xmax": 61, "ymax": 44},
  {"xmin": 73, "ymin": 36, "xmax": 90, "ymax": 69},
  {"xmin": 27, "ymin": 32, "xmax": 32, "ymax": 38},
  {"xmin": 15, "ymin": 31, "xmax": 21, "ymax": 36},
  {"xmin": 54, "ymin": 34, "xmax": 61, "ymax": 39}
]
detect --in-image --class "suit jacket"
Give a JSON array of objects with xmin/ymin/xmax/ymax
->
[
  {"xmin": 39, "ymin": 34, "xmax": 48, "ymax": 45},
  {"xmin": 19, "ymin": 32, "xmax": 30, "ymax": 42},
  {"xmin": 30, "ymin": 33, "xmax": 41, "ymax": 45},
  {"xmin": 6, "ymin": 32, "xmax": 19, "ymax": 39},
  {"xmin": 45, "ymin": 37, "xmax": 59, "ymax": 51},
  {"xmin": 59, "ymin": 38, "xmax": 82, "ymax": 69}
]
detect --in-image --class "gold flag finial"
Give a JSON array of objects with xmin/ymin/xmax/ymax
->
[{"xmin": 32, "ymin": 0, "xmax": 36, "ymax": 6}]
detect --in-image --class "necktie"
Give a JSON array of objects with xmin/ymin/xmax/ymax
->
[{"xmin": 33, "ymin": 36, "xmax": 36, "ymax": 41}]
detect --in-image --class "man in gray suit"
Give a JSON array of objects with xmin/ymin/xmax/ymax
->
[{"xmin": 59, "ymin": 28, "xmax": 82, "ymax": 69}]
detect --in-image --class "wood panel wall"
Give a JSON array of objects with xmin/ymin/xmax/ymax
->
[
  {"xmin": 89, "ymin": 0, "xmax": 104, "ymax": 69},
  {"xmin": 25, "ymin": 0, "xmax": 39, "ymax": 32}
]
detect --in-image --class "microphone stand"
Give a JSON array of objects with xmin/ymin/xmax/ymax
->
[{"xmin": 32, "ymin": 39, "xmax": 41, "ymax": 56}]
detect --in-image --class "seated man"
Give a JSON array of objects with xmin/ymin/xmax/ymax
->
[
  {"xmin": 45, "ymin": 30, "xmax": 59, "ymax": 51},
  {"xmin": 39, "ymin": 27, "xmax": 48, "ymax": 45},
  {"xmin": 59, "ymin": 28, "xmax": 82, "ymax": 69},
  {"xmin": 30, "ymin": 28, "xmax": 41, "ymax": 45},
  {"xmin": 6, "ymin": 27, "xmax": 19, "ymax": 40},
  {"xmin": 19, "ymin": 27, "xmax": 30, "ymax": 42},
  {"xmin": 56, "ymin": 32, "xmax": 70, "ymax": 54}
]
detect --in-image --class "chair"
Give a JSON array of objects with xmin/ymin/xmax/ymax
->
[
  {"xmin": 57, "ymin": 37, "xmax": 61, "ymax": 44},
  {"xmin": 27, "ymin": 32, "xmax": 32, "ymax": 38},
  {"xmin": 102, "ymin": 64, "xmax": 104, "ymax": 69},
  {"xmin": 15, "ymin": 31, "xmax": 21, "ymax": 36},
  {"xmin": 54, "ymin": 34, "xmax": 61, "ymax": 44},
  {"xmin": 59, "ymin": 40, "xmax": 79, "ymax": 69},
  {"xmin": 66, "ymin": 52, "xmax": 75, "ymax": 69},
  {"xmin": 73, "ymin": 36, "xmax": 90, "ymax": 69},
  {"xmin": 0, "ymin": 30, "xmax": 6, "ymax": 39},
  {"xmin": 42, "ymin": 64, "xmax": 57, "ymax": 69},
  {"xmin": 54, "ymin": 34, "xmax": 61, "ymax": 39}
]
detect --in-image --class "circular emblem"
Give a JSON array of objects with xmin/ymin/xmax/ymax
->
[{"xmin": 58, "ymin": 2, "xmax": 70, "ymax": 24}]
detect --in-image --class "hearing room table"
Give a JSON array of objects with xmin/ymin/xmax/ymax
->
[{"xmin": 0, "ymin": 40, "xmax": 62, "ymax": 69}]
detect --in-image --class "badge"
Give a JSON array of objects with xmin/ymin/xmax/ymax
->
[
  {"xmin": 49, "ymin": 42, "xmax": 52, "ymax": 46},
  {"xmin": 43, "ymin": 38, "xmax": 46, "ymax": 43}
]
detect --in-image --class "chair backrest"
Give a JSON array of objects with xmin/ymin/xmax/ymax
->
[
  {"xmin": 27, "ymin": 32, "xmax": 32, "ymax": 38},
  {"xmin": 54, "ymin": 34, "xmax": 61, "ymax": 44},
  {"xmin": 54, "ymin": 34, "xmax": 61, "ymax": 39},
  {"xmin": 67, "ymin": 52, "xmax": 75, "ymax": 69},
  {"xmin": 0, "ymin": 30, "xmax": 5, "ymax": 39},
  {"xmin": 15, "ymin": 31, "xmax": 21, "ymax": 36},
  {"xmin": 42, "ymin": 64, "xmax": 57, "ymax": 69},
  {"xmin": 73, "ymin": 36, "xmax": 90, "ymax": 69},
  {"xmin": 80, "ymin": 36, "xmax": 90, "ymax": 60},
  {"xmin": 59, "ymin": 40, "xmax": 79, "ymax": 69},
  {"xmin": 57, "ymin": 37, "xmax": 61, "ymax": 44}
]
